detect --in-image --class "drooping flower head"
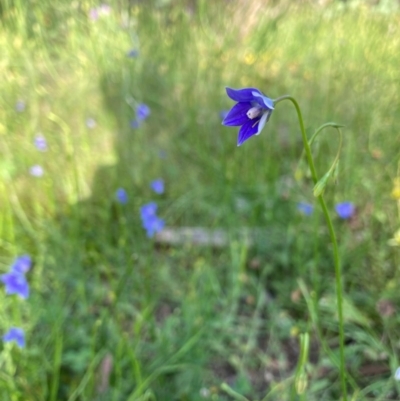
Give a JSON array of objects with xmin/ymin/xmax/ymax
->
[
  {"xmin": 3, "ymin": 327, "xmax": 25, "ymax": 348},
  {"xmin": 150, "ymin": 179, "xmax": 164, "ymax": 194},
  {"xmin": 335, "ymin": 202, "xmax": 355, "ymax": 219},
  {"xmin": 222, "ymin": 87, "xmax": 274, "ymax": 146}
]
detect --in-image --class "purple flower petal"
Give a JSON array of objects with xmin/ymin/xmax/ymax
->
[
  {"xmin": 252, "ymin": 91, "xmax": 274, "ymax": 110},
  {"xmin": 137, "ymin": 104, "xmax": 150, "ymax": 121},
  {"xmin": 1, "ymin": 271, "xmax": 29, "ymax": 299},
  {"xmin": 3, "ymin": 327, "xmax": 25, "ymax": 348},
  {"xmin": 11, "ymin": 255, "xmax": 31, "ymax": 274},
  {"xmin": 237, "ymin": 119, "xmax": 260, "ymax": 146},
  {"xmin": 222, "ymin": 102, "xmax": 252, "ymax": 126},
  {"xmin": 256, "ymin": 111, "xmax": 270, "ymax": 135},
  {"xmin": 115, "ymin": 188, "xmax": 128, "ymax": 204},
  {"xmin": 226, "ymin": 87, "xmax": 262, "ymax": 102},
  {"xmin": 34, "ymin": 135, "xmax": 47, "ymax": 151},
  {"xmin": 150, "ymin": 179, "xmax": 164, "ymax": 194},
  {"xmin": 140, "ymin": 202, "xmax": 158, "ymax": 219},
  {"xmin": 335, "ymin": 202, "xmax": 355, "ymax": 219}
]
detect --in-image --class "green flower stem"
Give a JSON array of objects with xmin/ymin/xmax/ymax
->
[{"xmin": 274, "ymin": 95, "xmax": 347, "ymax": 400}]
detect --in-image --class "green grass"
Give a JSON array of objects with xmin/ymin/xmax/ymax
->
[{"xmin": 1, "ymin": 0, "xmax": 400, "ymax": 400}]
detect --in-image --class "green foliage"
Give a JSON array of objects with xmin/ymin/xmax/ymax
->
[{"xmin": 0, "ymin": 0, "xmax": 400, "ymax": 400}]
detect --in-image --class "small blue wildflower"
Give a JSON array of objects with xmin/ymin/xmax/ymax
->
[
  {"xmin": 297, "ymin": 202, "xmax": 314, "ymax": 216},
  {"xmin": 140, "ymin": 202, "xmax": 164, "ymax": 238},
  {"xmin": 140, "ymin": 202, "xmax": 158, "ymax": 219},
  {"xmin": 3, "ymin": 327, "xmax": 25, "ymax": 348},
  {"xmin": 29, "ymin": 165, "xmax": 44, "ymax": 177},
  {"xmin": 150, "ymin": 179, "xmax": 164, "ymax": 194},
  {"xmin": 158, "ymin": 150, "xmax": 167, "ymax": 159},
  {"xmin": 1, "ymin": 271, "xmax": 29, "ymax": 299},
  {"xmin": 11, "ymin": 255, "xmax": 32, "ymax": 274},
  {"xmin": 395, "ymin": 367, "xmax": 400, "ymax": 381},
  {"xmin": 115, "ymin": 188, "xmax": 128, "ymax": 204},
  {"xmin": 142, "ymin": 215, "xmax": 165, "ymax": 238},
  {"xmin": 34, "ymin": 134, "xmax": 47, "ymax": 151},
  {"xmin": 127, "ymin": 49, "xmax": 139, "ymax": 58},
  {"xmin": 86, "ymin": 118, "xmax": 96, "ymax": 129},
  {"xmin": 136, "ymin": 104, "xmax": 150, "ymax": 121},
  {"xmin": 222, "ymin": 87, "xmax": 274, "ymax": 146},
  {"xmin": 15, "ymin": 100, "xmax": 26, "ymax": 112},
  {"xmin": 335, "ymin": 202, "xmax": 355, "ymax": 219}
]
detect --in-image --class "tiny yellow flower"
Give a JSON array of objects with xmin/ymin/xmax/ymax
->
[
  {"xmin": 388, "ymin": 229, "xmax": 400, "ymax": 246},
  {"xmin": 391, "ymin": 186, "xmax": 400, "ymax": 200}
]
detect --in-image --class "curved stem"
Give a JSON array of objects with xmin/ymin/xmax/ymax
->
[{"xmin": 275, "ymin": 95, "xmax": 347, "ymax": 400}]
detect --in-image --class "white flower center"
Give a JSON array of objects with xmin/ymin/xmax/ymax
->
[{"xmin": 246, "ymin": 107, "xmax": 262, "ymax": 119}]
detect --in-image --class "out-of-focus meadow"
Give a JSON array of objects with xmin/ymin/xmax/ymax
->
[{"xmin": 1, "ymin": 0, "xmax": 400, "ymax": 399}]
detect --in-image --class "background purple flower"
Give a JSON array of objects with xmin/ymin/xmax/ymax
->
[
  {"xmin": 11, "ymin": 255, "xmax": 32, "ymax": 274},
  {"xmin": 335, "ymin": 202, "xmax": 355, "ymax": 219},
  {"xmin": 297, "ymin": 202, "xmax": 314, "ymax": 216},
  {"xmin": 115, "ymin": 188, "xmax": 128, "ymax": 204},
  {"xmin": 34, "ymin": 134, "xmax": 47, "ymax": 151},
  {"xmin": 150, "ymin": 179, "xmax": 164, "ymax": 194},
  {"xmin": 29, "ymin": 165, "xmax": 44, "ymax": 177},
  {"xmin": 136, "ymin": 104, "xmax": 150, "ymax": 121},
  {"xmin": 1, "ymin": 271, "xmax": 29, "ymax": 299},
  {"xmin": 222, "ymin": 87, "xmax": 274, "ymax": 146},
  {"xmin": 3, "ymin": 327, "xmax": 25, "ymax": 348},
  {"xmin": 140, "ymin": 202, "xmax": 164, "ymax": 238}
]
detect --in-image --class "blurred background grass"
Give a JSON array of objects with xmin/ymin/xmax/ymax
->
[{"xmin": 1, "ymin": 0, "xmax": 400, "ymax": 399}]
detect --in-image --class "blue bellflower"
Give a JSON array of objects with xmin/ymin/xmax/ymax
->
[
  {"xmin": 11, "ymin": 255, "xmax": 32, "ymax": 274},
  {"xmin": 222, "ymin": 87, "xmax": 274, "ymax": 146},
  {"xmin": 3, "ymin": 327, "xmax": 25, "ymax": 348},
  {"xmin": 150, "ymin": 179, "xmax": 164, "ymax": 194},
  {"xmin": 140, "ymin": 202, "xmax": 165, "ymax": 238},
  {"xmin": 335, "ymin": 202, "xmax": 355, "ymax": 219},
  {"xmin": 1, "ymin": 270, "xmax": 29, "ymax": 299},
  {"xmin": 131, "ymin": 104, "xmax": 150, "ymax": 128},
  {"xmin": 115, "ymin": 188, "xmax": 128, "ymax": 204}
]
